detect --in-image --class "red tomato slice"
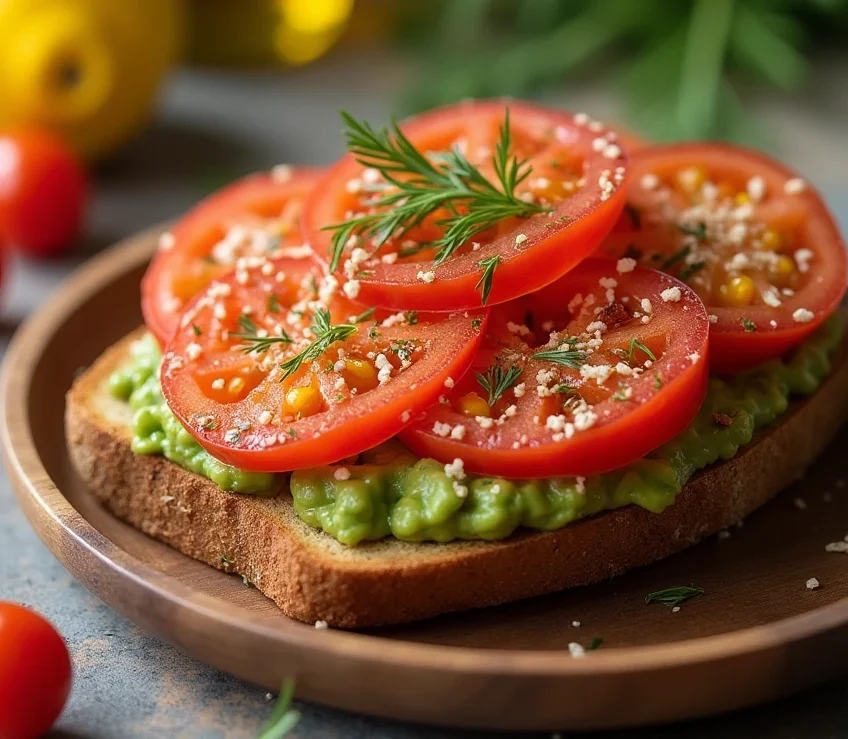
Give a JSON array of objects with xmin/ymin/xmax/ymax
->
[
  {"xmin": 302, "ymin": 101, "xmax": 629, "ymax": 310},
  {"xmin": 142, "ymin": 167, "xmax": 323, "ymax": 345},
  {"xmin": 597, "ymin": 144, "xmax": 847, "ymax": 373},
  {"xmin": 161, "ymin": 256, "xmax": 487, "ymax": 472},
  {"xmin": 399, "ymin": 260, "xmax": 709, "ymax": 478}
]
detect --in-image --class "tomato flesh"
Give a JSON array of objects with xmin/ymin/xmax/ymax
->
[
  {"xmin": 400, "ymin": 260, "xmax": 709, "ymax": 478},
  {"xmin": 302, "ymin": 101, "xmax": 630, "ymax": 310},
  {"xmin": 0, "ymin": 602, "xmax": 72, "ymax": 739},
  {"xmin": 161, "ymin": 256, "xmax": 487, "ymax": 471},
  {"xmin": 142, "ymin": 167, "xmax": 323, "ymax": 345},
  {"xmin": 598, "ymin": 143, "xmax": 847, "ymax": 373}
]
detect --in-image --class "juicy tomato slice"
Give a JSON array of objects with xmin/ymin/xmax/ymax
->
[
  {"xmin": 597, "ymin": 144, "xmax": 848, "ymax": 373},
  {"xmin": 161, "ymin": 256, "xmax": 487, "ymax": 472},
  {"xmin": 399, "ymin": 259, "xmax": 709, "ymax": 479},
  {"xmin": 302, "ymin": 100, "xmax": 630, "ymax": 310},
  {"xmin": 142, "ymin": 166, "xmax": 323, "ymax": 345}
]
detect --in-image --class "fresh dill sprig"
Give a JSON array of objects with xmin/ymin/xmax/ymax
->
[
  {"xmin": 353, "ymin": 306, "xmax": 376, "ymax": 324},
  {"xmin": 278, "ymin": 308, "xmax": 358, "ymax": 380},
  {"xmin": 476, "ymin": 364, "xmax": 522, "ymax": 406},
  {"xmin": 323, "ymin": 109, "xmax": 550, "ymax": 275},
  {"xmin": 676, "ymin": 222, "xmax": 707, "ymax": 240},
  {"xmin": 230, "ymin": 315, "xmax": 292, "ymax": 354},
  {"xmin": 258, "ymin": 678, "xmax": 300, "ymax": 738},
  {"xmin": 475, "ymin": 255, "xmax": 500, "ymax": 305},
  {"xmin": 626, "ymin": 337, "xmax": 656, "ymax": 364},
  {"xmin": 533, "ymin": 338, "xmax": 587, "ymax": 370},
  {"xmin": 679, "ymin": 261, "xmax": 706, "ymax": 281},
  {"xmin": 645, "ymin": 586, "xmax": 704, "ymax": 607}
]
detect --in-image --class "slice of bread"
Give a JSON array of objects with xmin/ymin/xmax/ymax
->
[{"xmin": 66, "ymin": 328, "xmax": 848, "ymax": 628}]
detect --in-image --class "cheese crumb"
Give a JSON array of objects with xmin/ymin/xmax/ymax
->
[
  {"xmin": 784, "ymin": 177, "xmax": 807, "ymax": 195},
  {"xmin": 158, "ymin": 232, "xmax": 175, "ymax": 251},
  {"xmin": 616, "ymin": 257, "xmax": 637, "ymax": 274},
  {"xmin": 806, "ymin": 577, "xmax": 820, "ymax": 591},
  {"xmin": 314, "ymin": 620, "xmax": 329, "ymax": 629},
  {"xmin": 513, "ymin": 383, "xmax": 526, "ymax": 398},
  {"xmin": 417, "ymin": 270, "xmax": 436, "ymax": 283},
  {"xmin": 271, "ymin": 164, "xmax": 293, "ymax": 182},
  {"xmin": 515, "ymin": 233, "xmax": 528, "ymax": 246},
  {"xmin": 400, "ymin": 410, "xmax": 411, "ymax": 423},
  {"xmin": 640, "ymin": 173, "xmax": 659, "ymax": 190},
  {"xmin": 334, "ymin": 467, "xmax": 351, "ymax": 481},
  {"xmin": 746, "ymin": 176, "xmax": 766, "ymax": 202},
  {"xmin": 660, "ymin": 286, "xmax": 682, "ymax": 303},
  {"xmin": 688, "ymin": 352, "xmax": 701, "ymax": 365},
  {"xmin": 792, "ymin": 308, "xmax": 815, "ymax": 323},
  {"xmin": 444, "ymin": 458, "xmax": 465, "ymax": 480},
  {"xmin": 342, "ymin": 279, "xmax": 361, "ymax": 299},
  {"xmin": 568, "ymin": 642, "xmax": 586, "ymax": 659},
  {"xmin": 450, "ymin": 424, "xmax": 466, "ymax": 440},
  {"xmin": 432, "ymin": 421, "xmax": 451, "ymax": 437},
  {"xmin": 794, "ymin": 248, "xmax": 813, "ymax": 274}
]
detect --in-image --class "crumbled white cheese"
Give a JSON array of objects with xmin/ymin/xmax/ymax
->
[
  {"xmin": 334, "ymin": 467, "xmax": 351, "ymax": 481},
  {"xmin": 793, "ymin": 308, "xmax": 815, "ymax": 323},
  {"xmin": 660, "ymin": 286, "xmax": 682, "ymax": 303},
  {"xmin": 568, "ymin": 642, "xmax": 586, "ymax": 659},
  {"xmin": 746, "ymin": 176, "xmax": 766, "ymax": 202},
  {"xmin": 806, "ymin": 577, "xmax": 820, "ymax": 590},
  {"xmin": 444, "ymin": 458, "xmax": 466, "ymax": 480},
  {"xmin": 616, "ymin": 257, "xmax": 637, "ymax": 274},
  {"xmin": 342, "ymin": 280, "xmax": 361, "ymax": 299},
  {"xmin": 417, "ymin": 270, "xmax": 436, "ymax": 283},
  {"xmin": 784, "ymin": 178, "xmax": 807, "ymax": 195}
]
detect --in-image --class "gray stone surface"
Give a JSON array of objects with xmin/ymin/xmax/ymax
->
[{"xmin": 1, "ymin": 52, "xmax": 848, "ymax": 738}]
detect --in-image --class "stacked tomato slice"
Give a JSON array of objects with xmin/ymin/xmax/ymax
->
[{"xmin": 143, "ymin": 101, "xmax": 846, "ymax": 477}]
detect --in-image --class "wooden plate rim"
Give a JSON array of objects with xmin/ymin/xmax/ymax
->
[{"xmin": 3, "ymin": 229, "xmax": 848, "ymax": 679}]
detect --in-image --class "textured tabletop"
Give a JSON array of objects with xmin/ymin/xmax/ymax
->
[{"xmin": 1, "ymin": 52, "xmax": 847, "ymax": 738}]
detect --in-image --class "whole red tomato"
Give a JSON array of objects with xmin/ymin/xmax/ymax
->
[
  {"xmin": 0, "ymin": 602, "xmax": 72, "ymax": 739},
  {"xmin": 0, "ymin": 130, "xmax": 89, "ymax": 258}
]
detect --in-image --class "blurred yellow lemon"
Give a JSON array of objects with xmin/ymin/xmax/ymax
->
[
  {"xmin": 0, "ymin": 0, "xmax": 185, "ymax": 160},
  {"xmin": 189, "ymin": 0, "xmax": 353, "ymax": 67}
]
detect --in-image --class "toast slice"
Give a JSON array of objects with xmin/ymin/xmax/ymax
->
[{"xmin": 66, "ymin": 328, "xmax": 848, "ymax": 628}]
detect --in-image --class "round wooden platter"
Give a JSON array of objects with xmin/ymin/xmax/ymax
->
[{"xmin": 3, "ymin": 230, "xmax": 848, "ymax": 733}]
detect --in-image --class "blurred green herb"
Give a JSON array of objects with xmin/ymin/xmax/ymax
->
[
  {"xmin": 258, "ymin": 679, "xmax": 300, "ymax": 738},
  {"xmin": 398, "ymin": 0, "xmax": 848, "ymax": 143}
]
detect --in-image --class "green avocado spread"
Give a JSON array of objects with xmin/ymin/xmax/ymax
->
[
  {"xmin": 110, "ymin": 315, "xmax": 845, "ymax": 545},
  {"xmin": 108, "ymin": 334, "xmax": 276, "ymax": 495}
]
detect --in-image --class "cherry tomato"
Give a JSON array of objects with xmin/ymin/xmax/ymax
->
[
  {"xmin": 0, "ymin": 602, "xmax": 72, "ymax": 739},
  {"xmin": 597, "ymin": 143, "xmax": 848, "ymax": 373},
  {"xmin": 160, "ymin": 256, "xmax": 487, "ymax": 471},
  {"xmin": 302, "ymin": 100, "xmax": 629, "ymax": 310},
  {"xmin": 0, "ymin": 129, "xmax": 88, "ymax": 258},
  {"xmin": 142, "ymin": 167, "xmax": 323, "ymax": 345},
  {"xmin": 400, "ymin": 260, "xmax": 709, "ymax": 478}
]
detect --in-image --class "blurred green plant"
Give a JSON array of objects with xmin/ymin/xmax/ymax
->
[{"xmin": 397, "ymin": 0, "xmax": 848, "ymax": 144}]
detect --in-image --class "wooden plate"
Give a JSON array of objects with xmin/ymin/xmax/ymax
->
[{"xmin": 3, "ymin": 230, "xmax": 848, "ymax": 732}]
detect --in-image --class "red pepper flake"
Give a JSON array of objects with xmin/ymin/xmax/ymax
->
[{"xmin": 712, "ymin": 412, "xmax": 733, "ymax": 427}]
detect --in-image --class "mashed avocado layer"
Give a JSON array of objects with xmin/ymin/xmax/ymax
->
[
  {"xmin": 108, "ymin": 335, "xmax": 276, "ymax": 495},
  {"xmin": 111, "ymin": 315, "xmax": 845, "ymax": 545}
]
